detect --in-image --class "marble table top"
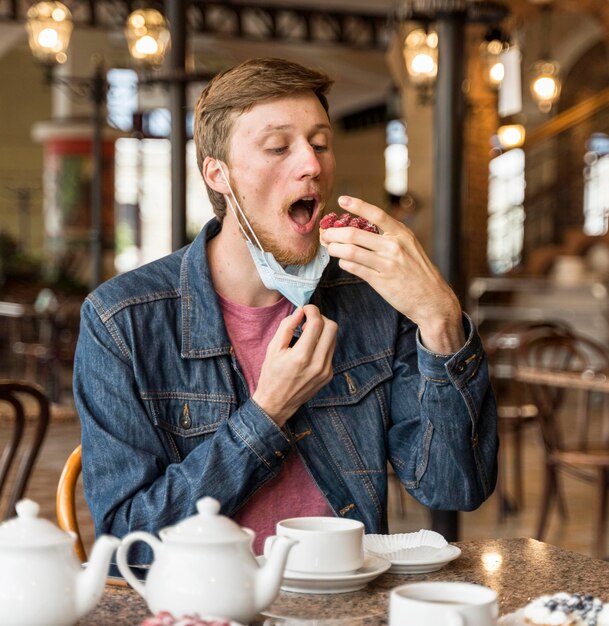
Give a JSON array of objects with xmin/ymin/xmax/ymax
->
[{"xmin": 81, "ymin": 537, "xmax": 609, "ymax": 625}]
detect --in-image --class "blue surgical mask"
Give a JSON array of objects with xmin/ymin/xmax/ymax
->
[{"xmin": 218, "ymin": 163, "xmax": 329, "ymax": 308}]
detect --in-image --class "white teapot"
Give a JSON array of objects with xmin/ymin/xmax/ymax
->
[
  {"xmin": 0, "ymin": 499, "xmax": 119, "ymax": 626},
  {"xmin": 116, "ymin": 497, "xmax": 297, "ymax": 623}
]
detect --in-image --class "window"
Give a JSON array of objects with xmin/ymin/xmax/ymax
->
[
  {"xmin": 114, "ymin": 138, "xmax": 214, "ymax": 273},
  {"xmin": 583, "ymin": 133, "xmax": 609, "ymax": 236},
  {"xmin": 106, "ymin": 69, "xmax": 138, "ymax": 132},
  {"xmin": 487, "ymin": 148, "xmax": 525, "ymax": 274}
]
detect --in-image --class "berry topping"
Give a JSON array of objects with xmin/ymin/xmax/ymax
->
[
  {"xmin": 140, "ymin": 613, "xmax": 232, "ymax": 626},
  {"xmin": 524, "ymin": 592, "xmax": 608, "ymax": 626},
  {"xmin": 319, "ymin": 212, "xmax": 338, "ymax": 229},
  {"xmin": 319, "ymin": 212, "xmax": 379, "ymax": 233}
]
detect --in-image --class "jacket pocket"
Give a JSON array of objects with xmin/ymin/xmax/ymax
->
[
  {"xmin": 307, "ymin": 351, "xmax": 393, "ymax": 408},
  {"xmin": 141, "ymin": 391, "xmax": 233, "ymax": 460},
  {"xmin": 306, "ymin": 353, "xmax": 393, "ymax": 474}
]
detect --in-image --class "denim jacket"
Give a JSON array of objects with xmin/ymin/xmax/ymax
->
[{"xmin": 74, "ymin": 219, "xmax": 498, "ymax": 565}]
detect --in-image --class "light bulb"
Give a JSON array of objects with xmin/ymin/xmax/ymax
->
[
  {"xmin": 38, "ymin": 27, "xmax": 59, "ymax": 49},
  {"xmin": 533, "ymin": 76, "xmax": 558, "ymax": 100},
  {"xmin": 489, "ymin": 61, "xmax": 504, "ymax": 84},
  {"xmin": 135, "ymin": 35, "xmax": 159, "ymax": 57},
  {"xmin": 411, "ymin": 53, "xmax": 436, "ymax": 76},
  {"xmin": 497, "ymin": 124, "xmax": 526, "ymax": 149}
]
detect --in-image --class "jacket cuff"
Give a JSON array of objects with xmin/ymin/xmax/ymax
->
[
  {"xmin": 416, "ymin": 313, "xmax": 485, "ymax": 388},
  {"xmin": 227, "ymin": 398, "xmax": 293, "ymax": 470}
]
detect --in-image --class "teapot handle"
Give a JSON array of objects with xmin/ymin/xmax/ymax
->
[{"xmin": 116, "ymin": 531, "xmax": 161, "ymax": 598}]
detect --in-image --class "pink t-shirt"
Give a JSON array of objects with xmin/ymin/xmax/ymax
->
[{"xmin": 217, "ymin": 293, "xmax": 334, "ymax": 554}]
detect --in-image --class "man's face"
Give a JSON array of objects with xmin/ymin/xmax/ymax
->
[{"xmin": 225, "ymin": 92, "xmax": 335, "ymax": 266}]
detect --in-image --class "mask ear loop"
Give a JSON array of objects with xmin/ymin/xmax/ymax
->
[{"xmin": 217, "ymin": 162, "xmax": 266, "ymax": 253}]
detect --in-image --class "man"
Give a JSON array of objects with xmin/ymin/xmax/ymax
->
[{"xmin": 74, "ymin": 58, "xmax": 498, "ymax": 566}]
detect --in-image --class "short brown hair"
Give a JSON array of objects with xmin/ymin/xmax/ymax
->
[{"xmin": 193, "ymin": 57, "xmax": 334, "ymax": 220}]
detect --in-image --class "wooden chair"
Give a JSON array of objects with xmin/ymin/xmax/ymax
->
[
  {"xmin": 56, "ymin": 443, "xmax": 127, "ymax": 586},
  {"xmin": 518, "ymin": 331, "xmax": 609, "ymax": 558},
  {"xmin": 56, "ymin": 444, "xmax": 87, "ymax": 562},
  {"xmin": 0, "ymin": 381, "xmax": 50, "ymax": 519},
  {"xmin": 485, "ymin": 320, "xmax": 573, "ymax": 520}
]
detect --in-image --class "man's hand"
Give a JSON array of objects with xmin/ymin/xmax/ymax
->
[
  {"xmin": 320, "ymin": 195, "xmax": 465, "ymax": 354},
  {"xmin": 252, "ymin": 305, "xmax": 337, "ymax": 427}
]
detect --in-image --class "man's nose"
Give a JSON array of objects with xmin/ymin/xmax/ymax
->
[{"xmin": 296, "ymin": 144, "xmax": 322, "ymax": 179}]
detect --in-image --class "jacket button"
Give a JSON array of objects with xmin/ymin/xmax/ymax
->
[
  {"xmin": 455, "ymin": 361, "xmax": 466, "ymax": 374},
  {"xmin": 180, "ymin": 403, "xmax": 192, "ymax": 429}
]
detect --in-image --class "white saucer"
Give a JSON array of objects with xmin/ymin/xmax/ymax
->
[
  {"xmin": 256, "ymin": 555, "xmax": 391, "ymax": 594},
  {"xmin": 376, "ymin": 544, "xmax": 462, "ymax": 574}
]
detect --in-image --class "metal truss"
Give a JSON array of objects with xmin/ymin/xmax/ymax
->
[{"xmin": 1, "ymin": 1, "xmax": 392, "ymax": 50}]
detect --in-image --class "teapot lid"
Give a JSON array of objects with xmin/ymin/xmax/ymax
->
[
  {"xmin": 162, "ymin": 497, "xmax": 251, "ymax": 544},
  {"xmin": 0, "ymin": 499, "xmax": 73, "ymax": 547}
]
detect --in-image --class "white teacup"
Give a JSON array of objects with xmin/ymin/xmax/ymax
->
[
  {"xmin": 389, "ymin": 582, "xmax": 498, "ymax": 626},
  {"xmin": 263, "ymin": 517, "xmax": 364, "ymax": 575}
]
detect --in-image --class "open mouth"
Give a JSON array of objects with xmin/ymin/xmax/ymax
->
[{"xmin": 288, "ymin": 196, "xmax": 319, "ymax": 226}]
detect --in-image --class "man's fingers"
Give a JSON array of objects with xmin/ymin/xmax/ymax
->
[
  {"xmin": 315, "ymin": 316, "xmax": 338, "ymax": 370},
  {"xmin": 291, "ymin": 305, "xmax": 325, "ymax": 357},
  {"xmin": 270, "ymin": 307, "xmax": 305, "ymax": 350},
  {"xmin": 337, "ymin": 195, "xmax": 397, "ymax": 234}
]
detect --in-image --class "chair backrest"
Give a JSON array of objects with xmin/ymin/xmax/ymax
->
[
  {"xmin": 56, "ymin": 444, "xmax": 87, "ymax": 562},
  {"xmin": 485, "ymin": 320, "xmax": 574, "ymax": 408},
  {"xmin": 518, "ymin": 332, "xmax": 609, "ymax": 453},
  {"xmin": 0, "ymin": 381, "xmax": 50, "ymax": 519}
]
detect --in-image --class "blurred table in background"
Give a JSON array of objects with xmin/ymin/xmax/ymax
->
[
  {"xmin": 0, "ymin": 297, "xmax": 82, "ymax": 403},
  {"xmin": 468, "ymin": 277, "xmax": 609, "ymax": 345},
  {"xmin": 516, "ymin": 365, "xmax": 609, "ymax": 393}
]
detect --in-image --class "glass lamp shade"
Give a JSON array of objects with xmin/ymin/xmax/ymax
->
[
  {"xmin": 403, "ymin": 29, "xmax": 438, "ymax": 87},
  {"xmin": 481, "ymin": 38, "xmax": 507, "ymax": 90},
  {"xmin": 125, "ymin": 9, "xmax": 170, "ymax": 67},
  {"xmin": 530, "ymin": 60, "xmax": 562, "ymax": 113},
  {"xmin": 26, "ymin": 1, "xmax": 73, "ymax": 65}
]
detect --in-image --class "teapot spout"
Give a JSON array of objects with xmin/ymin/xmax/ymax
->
[
  {"xmin": 76, "ymin": 534, "xmax": 120, "ymax": 618},
  {"xmin": 255, "ymin": 535, "xmax": 297, "ymax": 612}
]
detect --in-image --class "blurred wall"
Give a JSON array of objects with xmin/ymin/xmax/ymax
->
[{"xmin": 0, "ymin": 39, "xmax": 49, "ymax": 257}]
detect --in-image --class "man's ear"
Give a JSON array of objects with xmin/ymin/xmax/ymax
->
[{"xmin": 202, "ymin": 157, "xmax": 229, "ymax": 194}]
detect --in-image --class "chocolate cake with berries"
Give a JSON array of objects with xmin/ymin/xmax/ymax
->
[{"xmin": 523, "ymin": 592, "xmax": 609, "ymax": 626}]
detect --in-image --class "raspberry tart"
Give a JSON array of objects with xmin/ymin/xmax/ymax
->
[
  {"xmin": 319, "ymin": 212, "xmax": 380, "ymax": 237},
  {"xmin": 140, "ymin": 612, "xmax": 234, "ymax": 626}
]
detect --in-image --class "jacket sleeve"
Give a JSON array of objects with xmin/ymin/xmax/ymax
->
[
  {"xmin": 387, "ymin": 313, "xmax": 498, "ymax": 511},
  {"xmin": 74, "ymin": 298, "xmax": 293, "ymax": 564}
]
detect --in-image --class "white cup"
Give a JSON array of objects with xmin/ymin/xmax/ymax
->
[
  {"xmin": 263, "ymin": 517, "xmax": 364, "ymax": 575},
  {"xmin": 389, "ymin": 582, "xmax": 498, "ymax": 626}
]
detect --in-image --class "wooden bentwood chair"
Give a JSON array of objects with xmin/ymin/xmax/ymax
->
[
  {"xmin": 0, "ymin": 381, "xmax": 50, "ymax": 520},
  {"xmin": 485, "ymin": 320, "xmax": 573, "ymax": 520},
  {"xmin": 518, "ymin": 331, "xmax": 609, "ymax": 558},
  {"xmin": 56, "ymin": 444, "xmax": 86, "ymax": 562},
  {"xmin": 56, "ymin": 443, "xmax": 127, "ymax": 586}
]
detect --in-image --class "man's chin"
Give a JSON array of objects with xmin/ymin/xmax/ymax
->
[{"xmin": 271, "ymin": 240, "xmax": 320, "ymax": 266}]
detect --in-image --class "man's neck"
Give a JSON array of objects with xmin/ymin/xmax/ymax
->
[{"xmin": 208, "ymin": 218, "xmax": 283, "ymax": 308}]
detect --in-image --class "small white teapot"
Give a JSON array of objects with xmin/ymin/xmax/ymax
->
[
  {"xmin": 116, "ymin": 497, "xmax": 297, "ymax": 623},
  {"xmin": 0, "ymin": 499, "xmax": 119, "ymax": 626}
]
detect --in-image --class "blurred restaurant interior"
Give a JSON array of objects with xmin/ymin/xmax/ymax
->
[{"xmin": 1, "ymin": 0, "xmax": 609, "ymax": 562}]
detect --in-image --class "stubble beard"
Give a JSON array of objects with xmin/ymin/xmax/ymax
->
[{"xmin": 230, "ymin": 185, "xmax": 325, "ymax": 266}]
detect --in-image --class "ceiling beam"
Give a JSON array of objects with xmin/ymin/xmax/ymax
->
[{"xmin": 0, "ymin": 0, "xmax": 392, "ymax": 50}]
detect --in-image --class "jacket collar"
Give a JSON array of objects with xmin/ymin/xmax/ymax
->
[{"xmin": 180, "ymin": 219, "xmax": 233, "ymax": 359}]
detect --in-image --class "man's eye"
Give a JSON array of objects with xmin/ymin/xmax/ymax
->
[
  {"xmin": 268, "ymin": 146, "xmax": 288, "ymax": 155},
  {"xmin": 312, "ymin": 144, "xmax": 328, "ymax": 153}
]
